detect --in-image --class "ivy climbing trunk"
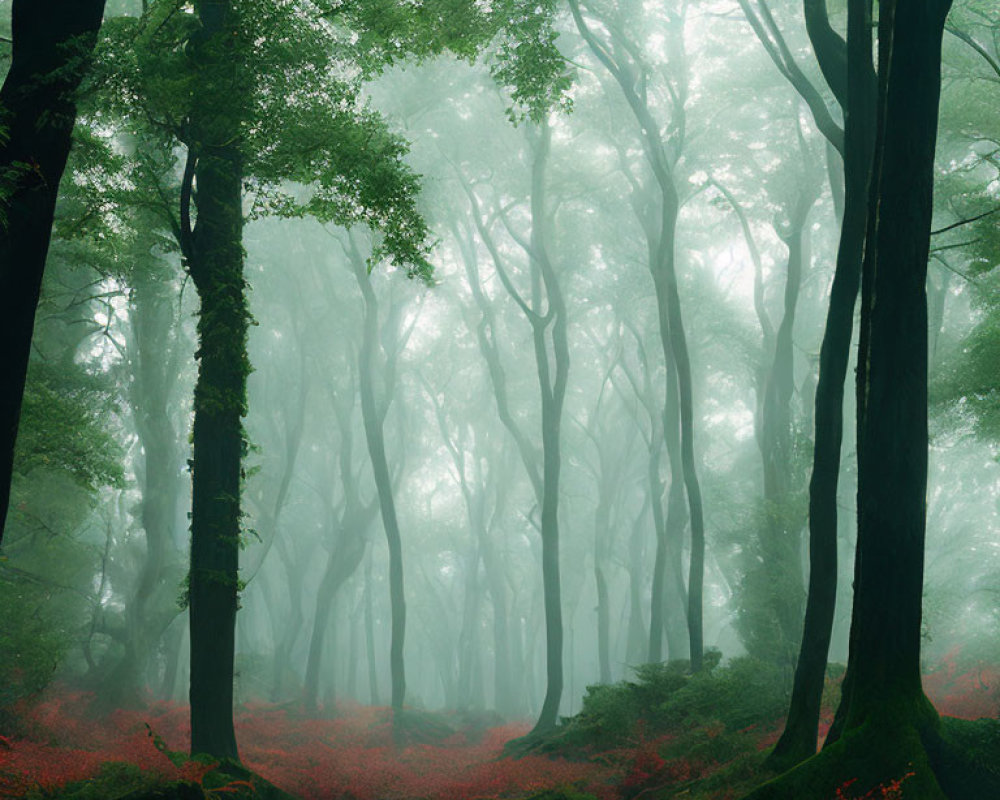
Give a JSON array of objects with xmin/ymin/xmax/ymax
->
[
  {"xmin": 186, "ymin": 0, "xmax": 248, "ymax": 762},
  {"xmin": 0, "ymin": 0, "xmax": 106, "ymax": 542}
]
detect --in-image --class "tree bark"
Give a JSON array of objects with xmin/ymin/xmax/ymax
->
[
  {"xmin": 746, "ymin": 1, "xmax": 955, "ymax": 794},
  {"xmin": 187, "ymin": 0, "xmax": 248, "ymax": 762},
  {"xmin": 767, "ymin": 0, "xmax": 876, "ymax": 768},
  {"xmin": 350, "ymin": 243, "xmax": 407, "ymax": 712},
  {"xmin": 0, "ymin": 0, "xmax": 107, "ymax": 541}
]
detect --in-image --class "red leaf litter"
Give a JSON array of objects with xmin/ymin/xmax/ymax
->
[{"xmin": 0, "ymin": 689, "xmax": 616, "ymax": 799}]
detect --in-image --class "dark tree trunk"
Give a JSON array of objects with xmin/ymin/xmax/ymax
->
[
  {"xmin": 768, "ymin": 0, "xmax": 876, "ymax": 768},
  {"xmin": 0, "ymin": 0, "xmax": 106, "ymax": 541},
  {"xmin": 186, "ymin": 0, "xmax": 247, "ymax": 762},
  {"xmin": 833, "ymin": 0, "xmax": 948, "ymax": 740},
  {"xmin": 746, "ymin": 1, "xmax": 955, "ymax": 795}
]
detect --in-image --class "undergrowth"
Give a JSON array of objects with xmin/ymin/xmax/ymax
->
[{"xmin": 0, "ymin": 649, "xmax": 995, "ymax": 800}]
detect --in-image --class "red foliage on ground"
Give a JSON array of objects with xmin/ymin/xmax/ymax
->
[
  {"xmin": 923, "ymin": 647, "xmax": 1000, "ymax": 720},
  {"xmin": 0, "ymin": 688, "xmax": 616, "ymax": 799}
]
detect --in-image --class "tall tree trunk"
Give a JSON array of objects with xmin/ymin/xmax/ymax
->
[
  {"xmin": 768, "ymin": 0, "xmax": 877, "ymax": 768},
  {"xmin": 570, "ymin": 0, "xmax": 705, "ymax": 669},
  {"xmin": 458, "ymin": 121, "xmax": 567, "ymax": 733},
  {"xmin": 526, "ymin": 123, "xmax": 569, "ymax": 734},
  {"xmin": 363, "ymin": 549, "xmax": 381, "ymax": 706},
  {"xmin": 747, "ymin": 1, "xmax": 955, "ymax": 795},
  {"xmin": 104, "ymin": 265, "xmax": 184, "ymax": 708},
  {"xmin": 186, "ymin": 0, "xmax": 247, "ymax": 761},
  {"xmin": 303, "ymin": 522, "xmax": 369, "ymax": 712},
  {"xmin": 350, "ymin": 244, "xmax": 407, "ymax": 712},
  {"xmin": 0, "ymin": 0, "xmax": 106, "ymax": 541}
]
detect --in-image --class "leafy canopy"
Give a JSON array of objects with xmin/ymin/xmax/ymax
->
[{"xmin": 92, "ymin": 0, "xmax": 571, "ymax": 278}]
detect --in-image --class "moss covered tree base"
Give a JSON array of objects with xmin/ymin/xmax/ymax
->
[{"xmin": 744, "ymin": 717, "xmax": 1000, "ymax": 800}]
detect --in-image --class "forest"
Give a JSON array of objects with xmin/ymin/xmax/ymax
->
[{"xmin": 1, "ymin": 0, "xmax": 998, "ymax": 798}]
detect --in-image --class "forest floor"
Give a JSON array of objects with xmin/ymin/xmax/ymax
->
[{"xmin": 0, "ymin": 650, "xmax": 996, "ymax": 800}]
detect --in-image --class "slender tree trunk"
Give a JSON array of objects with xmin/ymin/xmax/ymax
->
[
  {"xmin": 768, "ymin": 0, "xmax": 876, "ymax": 768},
  {"xmin": 104, "ymin": 266, "xmax": 184, "ymax": 708},
  {"xmin": 481, "ymin": 525, "xmax": 512, "ymax": 712},
  {"xmin": 303, "ymin": 528, "xmax": 367, "ymax": 712},
  {"xmin": 457, "ymin": 542, "xmax": 484, "ymax": 708},
  {"xmin": 570, "ymin": 0, "xmax": 705, "ymax": 670},
  {"xmin": 626, "ymin": 509, "xmax": 648, "ymax": 665},
  {"xmin": 351, "ymin": 248, "xmax": 407, "ymax": 712},
  {"xmin": 650, "ymin": 208, "xmax": 706, "ymax": 670},
  {"xmin": 527, "ymin": 123, "xmax": 569, "ymax": 734},
  {"xmin": 186, "ymin": 0, "xmax": 247, "ymax": 761},
  {"xmin": 745, "ymin": 182, "xmax": 815, "ymax": 676},
  {"xmin": 0, "ymin": 0, "xmax": 107, "ymax": 541},
  {"xmin": 747, "ymin": 2, "xmax": 955, "ymax": 795},
  {"xmin": 363, "ymin": 549, "xmax": 380, "ymax": 706}
]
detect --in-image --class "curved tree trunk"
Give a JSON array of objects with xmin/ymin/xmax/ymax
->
[
  {"xmin": 350, "ymin": 242, "xmax": 407, "ymax": 712},
  {"xmin": 746, "ymin": 2, "xmax": 957, "ymax": 795},
  {"xmin": 0, "ymin": 0, "xmax": 107, "ymax": 541},
  {"xmin": 570, "ymin": 0, "xmax": 705, "ymax": 670},
  {"xmin": 528, "ymin": 122, "xmax": 569, "ymax": 734},
  {"xmin": 768, "ymin": 0, "xmax": 877, "ymax": 768}
]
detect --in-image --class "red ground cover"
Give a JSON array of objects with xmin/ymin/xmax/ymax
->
[
  {"xmin": 923, "ymin": 648, "xmax": 1000, "ymax": 720},
  {"xmin": 1, "ymin": 658, "xmax": 994, "ymax": 800},
  {"xmin": 0, "ymin": 690, "xmax": 616, "ymax": 799}
]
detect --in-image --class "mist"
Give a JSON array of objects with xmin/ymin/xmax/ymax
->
[{"xmin": 1, "ymin": 1, "xmax": 998, "ymax": 798}]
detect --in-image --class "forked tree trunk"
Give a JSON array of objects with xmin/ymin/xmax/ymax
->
[
  {"xmin": 746, "ymin": 1, "xmax": 955, "ymax": 795},
  {"xmin": 768, "ymin": 0, "xmax": 877, "ymax": 769}
]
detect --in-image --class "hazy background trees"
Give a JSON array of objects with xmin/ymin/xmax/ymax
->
[{"xmin": 1, "ymin": 0, "xmax": 998, "ymax": 765}]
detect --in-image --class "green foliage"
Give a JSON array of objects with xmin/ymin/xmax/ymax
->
[
  {"xmin": 323, "ymin": 0, "xmax": 573, "ymax": 121},
  {"xmin": 14, "ymin": 361, "xmax": 124, "ymax": 492},
  {"xmin": 91, "ymin": 0, "xmax": 571, "ymax": 281},
  {"xmin": 24, "ymin": 761, "xmax": 160, "ymax": 800},
  {"xmin": 539, "ymin": 652, "xmax": 788, "ymax": 756},
  {"xmin": 719, "ymin": 496, "xmax": 807, "ymax": 674},
  {"xmin": 931, "ymin": 213, "xmax": 1000, "ymax": 442},
  {"xmin": 0, "ymin": 565, "xmax": 79, "ymax": 720},
  {"xmin": 658, "ymin": 655, "xmax": 788, "ymax": 731},
  {"xmin": 519, "ymin": 789, "xmax": 599, "ymax": 800}
]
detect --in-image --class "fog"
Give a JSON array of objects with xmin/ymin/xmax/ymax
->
[{"xmin": 2, "ymin": 0, "xmax": 998, "ymax": 798}]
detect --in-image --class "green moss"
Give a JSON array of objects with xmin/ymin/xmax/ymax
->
[
  {"xmin": 24, "ymin": 761, "xmax": 162, "ymax": 799},
  {"xmin": 518, "ymin": 788, "xmax": 599, "ymax": 800},
  {"xmin": 926, "ymin": 717, "xmax": 1000, "ymax": 798}
]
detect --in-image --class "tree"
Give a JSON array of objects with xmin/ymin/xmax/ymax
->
[
  {"xmin": 459, "ymin": 119, "xmax": 570, "ymax": 734},
  {"xmin": 346, "ymin": 232, "xmax": 423, "ymax": 712},
  {"xmin": 0, "ymin": 0, "xmax": 107, "ymax": 542},
  {"xmin": 742, "ymin": 1, "xmax": 1000, "ymax": 795},
  {"xmin": 569, "ymin": 0, "xmax": 708, "ymax": 670},
  {"xmin": 95, "ymin": 0, "xmax": 568, "ymax": 757},
  {"xmin": 745, "ymin": 0, "xmax": 877, "ymax": 767}
]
